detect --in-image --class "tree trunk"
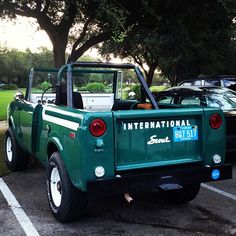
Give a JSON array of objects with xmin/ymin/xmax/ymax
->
[
  {"xmin": 170, "ymin": 75, "xmax": 177, "ymax": 86},
  {"xmin": 146, "ymin": 66, "xmax": 156, "ymax": 87},
  {"xmin": 53, "ymin": 39, "xmax": 67, "ymax": 68}
]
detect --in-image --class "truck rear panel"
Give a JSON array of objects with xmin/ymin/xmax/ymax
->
[
  {"xmin": 114, "ymin": 109, "xmax": 203, "ymax": 171},
  {"xmin": 113, "ymin": 107, "xmax": 217, "ymax": 172}
]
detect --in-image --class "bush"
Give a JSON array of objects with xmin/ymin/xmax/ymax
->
[
  {"xmin": 122, "ymin": 91, "xmax": 129, "ymax": 100},
  {"xmin": 130, "ymin": 84, "xmax": 141, "ymax": 99},
  {"xmin": 39, "ymin": 81, "xmax": 52, "ymax": 91},
  {"xmin": 86, "ymin": 82, "xmax": 106, "ymax": 92},
  {"xmin": 3, "ymin": 84, "xmax": 18, "ymax": 90}
]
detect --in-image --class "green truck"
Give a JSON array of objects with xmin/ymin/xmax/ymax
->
[{"xmin": 4, "ymin": 62, "xmax": 232, "ymax": 222}]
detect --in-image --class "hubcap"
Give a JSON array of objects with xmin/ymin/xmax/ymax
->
[
  {"xmin": 50, "ymin": 166, "xmax": 62, "ymax": 207},
  {"xmin": 6, "ymin": 137, "xmax": 13, "ymax": 162}
]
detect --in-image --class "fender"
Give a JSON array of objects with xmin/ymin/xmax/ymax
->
[{"xmin": 46, "ymin": 136, "xmax": 64, "ymax": 155}]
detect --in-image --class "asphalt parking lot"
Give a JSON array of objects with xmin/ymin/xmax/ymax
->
[{"xmin": 0, "ymin": 157, "xmax": 236, "ymax": 236}]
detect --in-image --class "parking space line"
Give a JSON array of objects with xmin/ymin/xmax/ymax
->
[
  {"xmin": 201, "ymin": 183, "xmax": 236, "ymax": 201},
  {"xmin": 0, "ymin": 178, "xmax": 40, "ymax": 236}
]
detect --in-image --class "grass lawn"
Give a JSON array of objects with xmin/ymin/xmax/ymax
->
[
  {"xmin": 150, "ymin": 85, "xmax": 168, "ymax": 92},
  {"xmin": 0, "ymin": 129, "xmax": 10, "ymax": 176},
  {"xmin": 0, "ymin": 89, "xmax": 25, "ymax": 121}
]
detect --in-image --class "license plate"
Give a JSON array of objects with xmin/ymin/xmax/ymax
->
[{"xmin": 173, "ymin": 126, "xmax": 198, "ymax": 142}]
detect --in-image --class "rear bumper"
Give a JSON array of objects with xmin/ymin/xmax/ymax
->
[{"xmin": 87, "ymin": 164, "xmax": 232, "ymax": 196}]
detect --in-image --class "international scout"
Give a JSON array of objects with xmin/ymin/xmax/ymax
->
[{"xmin": 4, "ymin": 62, "xmax": 232, "ymax": 222}]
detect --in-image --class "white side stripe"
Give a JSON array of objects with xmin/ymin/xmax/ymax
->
[
  {"xmin": 0, "ymin": 178, "xmax": 40, "ymax": 236},
  {"xmin": 43, "ymin": 113, "xmax": 80, "ymax": 131},
  {"xmin": 201, "ymin": 183, "xmax": 236, "ymax": 201}
]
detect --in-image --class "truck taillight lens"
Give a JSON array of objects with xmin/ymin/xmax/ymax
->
[
  {"xmin": 89, "ymin": 119, "xmax": 106, "ymax": 137},
  {"xmin": 209, "ymin": 113, "xmax": 223, "ymax": 129}
]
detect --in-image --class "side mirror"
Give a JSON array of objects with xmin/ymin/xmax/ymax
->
[{"xmin": 14, "ymin": 91, "xmax": 24, "ymax": 101}]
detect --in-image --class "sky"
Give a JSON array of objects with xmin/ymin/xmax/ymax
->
[
  {"xmin": 0, "ymin": 16, "xmax": 97, "ymax": 55},
  {"xmin": 0, "ymin": 16, "xmax": 121, "ymax": 62},
  {"xmin": 0, "ymin": 16, "xmax": 52, "ymax": 52}
]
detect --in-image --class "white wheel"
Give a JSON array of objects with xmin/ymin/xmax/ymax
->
[
  {"xmin": 50, "ymin": 166, "xmax": 62, "ymax": 207},
  {"xmin": 4, "ymin": 128, "xmax": 29, "ymax": 171},
  {"xmin": 6, "ymin": 136, "xmax": 13, "ymax": 162},
  {"xmin": 47, "ymin": 152, "xmax": 87, "ymax": 222}
]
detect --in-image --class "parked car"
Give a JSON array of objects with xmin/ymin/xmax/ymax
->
[
  {"xmin": 4, "ymin": 63, "xmax": 232, "ymax": 222},
  {"xmin": 178, "ymin": 75, "xmax": 236, "ymax": 91},
  {"xmin": 154, "ymin": 86, "xmax": 236, "ymax": 153},
  {"xmin": 0, "ymin": 80, "xmax": 5, "ymax": 88}
]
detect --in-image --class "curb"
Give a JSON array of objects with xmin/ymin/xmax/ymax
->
[{"xmin": 0, "ymin": 121, "xmax": 7, "ymax": 130}]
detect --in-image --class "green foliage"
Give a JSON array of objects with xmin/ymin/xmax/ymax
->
[
  {"xmin": 130, "ymin": 84, "xmax": 141, "ymax": 99},
  {"xmin": 122, "ymin": 91, "xmax": 129, "ymax": 100},
  {"xmin": 3, "ymin": 84, "xmax": 17, "ymax": 90},
  {"xmin": 100, "ymin": 0, "xmax": 236, "ymax": 86},
  {"xmin": 0, "ymin": 47, "xmax": 54, "ymax": 87},
  {"xmin": 152, "ymin": 73, "xmax": 170, "ymax": 86},
  {"xmin": 1, "ymin": 0, "xmax": 235, "ymax": 85},
  {"xmin": 38, "ymin": 81, "xmax": 52, "ymax": 91},
  {"xmin": 79, "ymin": 55, "xmax": 100, "ymax": 62},
  {"xmin": 96, "ymin": 0, "xmax": 128, "ymax": 43},
  {"xmin": 85, "ymin": 82, "xmax": 106, "ymax": 92},
  {"xmin": 155, "ymin": 0, "xmax": 235, "ymax": 85},
  {"xmin": 0, "ymin": 0, "xmax": 131, "ymax": 66}
]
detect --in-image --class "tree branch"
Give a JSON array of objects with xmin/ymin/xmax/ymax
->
[
  {"xmin": 71, "ymin": 17, "xmax": 93, "ymax": 52},
  {"xmin": 133, "ymin": 55, "xmax": 147, "ymax": 76},
  {"xmin": 68, "ymin": 32, "xmax": 112, "ymax": 62},
  {"xmin": 35, "ymin": 0, "xmax": 42, "ymax": 12},
  {"xmin": 42, "ymin": 0, "xmax": 50, "ymax": 14},
  {"xmin": 58, "ymin": 1, "xmax": 77, "ymax": 33}
]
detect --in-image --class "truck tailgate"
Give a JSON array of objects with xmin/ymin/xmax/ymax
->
[{"xmin": 113, "ymin": 108, "xmax": 203, "ymax": 171}]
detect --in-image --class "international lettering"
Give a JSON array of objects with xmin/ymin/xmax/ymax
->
[{"xmin": 123, "ymin": 119, "xmax": 191, "ymax": 131}]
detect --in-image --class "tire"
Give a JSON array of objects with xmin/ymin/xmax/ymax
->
[
  {"xmin": 4, "ymin": 127, "xmax": 30, "ymax": 171},
  {"xmin": 160, "ymin": 183, "xmax": 201, "ymax": 204},
  {"xmin": 46, "ymin": 152, "xmax": 87, "ymax": 222}
]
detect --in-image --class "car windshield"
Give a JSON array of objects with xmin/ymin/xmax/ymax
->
[
  {"xmin": 203, "ymin": 87, "xmax": 236, "ymax": 103},
  {"xmin": 223, "ymin": 79, "xmax": 236, "ymax": 88},
  {"xmin": 157, "ymin": 90, "xmax": 236, "ymax": 111},
  {"xmin": 206, "ymin": 93, "xmax": 236, "ymax": 110}
]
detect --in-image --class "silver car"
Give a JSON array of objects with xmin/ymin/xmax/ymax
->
[{"xmin": 178, "ymin": 76, "xmax": 236, "ymax": 91}]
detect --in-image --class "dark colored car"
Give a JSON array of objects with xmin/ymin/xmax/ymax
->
[
  {"xmin": 155, "ymin": 86, "xmax": 236, "ymax": 153},
  {"xmin": 178, "ymin": 75, "xmax": 236, "ymax": 91}
]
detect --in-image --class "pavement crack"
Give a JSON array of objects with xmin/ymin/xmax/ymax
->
[
  {"xmin": 194, "ymin": 206, "xmax": 234, "ymax": 225},
  {"xmin": 97, "ymin": 214, "xmax": 233, "ymax": 235}
]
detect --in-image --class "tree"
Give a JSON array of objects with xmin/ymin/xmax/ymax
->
[
  {"xmin": 100, "ymin": 30, "xmax": 159, "ymax": 87},
  {"xmin": 157, "ymin": 0, "xmax": 235, "ymax": 85},
  {"xmin": 0, "ymin": 46, "xmax": 100, "ymax": 86},
  {"xmin": 0, "ymin": 0, "xmax": 125, "ymax": 67},
  {"xmin": 0, "ymin": 1, "xmax": 79, "ymax": 67},
  {"xmin": 100, "ymin": 0, "xmax": 235, "ymax": 86},
  {"xmin": 0, "ymin": 47, "xmax": 54, "ymax": 86},
  {"xmin": 99, "ymin": 0, "xmax": 161, "ymax": 87}
]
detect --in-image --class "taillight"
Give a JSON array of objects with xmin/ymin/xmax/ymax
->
[
  {"xmin": 209, "ymin": 113, "xmax": 223, "ymax": 129},
  {"xmin": 89, "ymin": 119, "xmax": 106, "ymax": 137}
]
